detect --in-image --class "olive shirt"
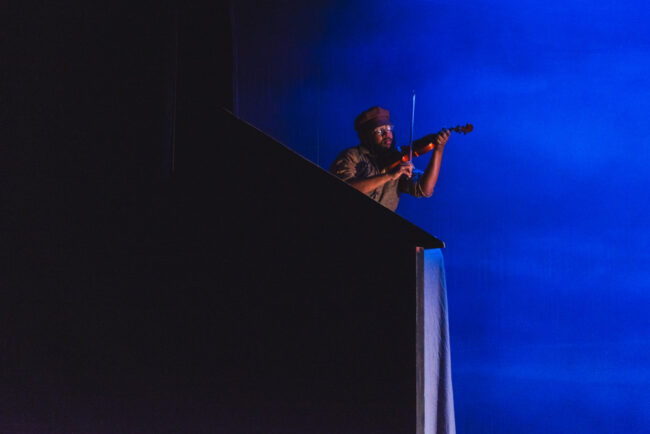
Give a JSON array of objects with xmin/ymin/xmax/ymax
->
[{"xmin": 330, "ymin": 144, "xmax": 427, "ymax": 212}]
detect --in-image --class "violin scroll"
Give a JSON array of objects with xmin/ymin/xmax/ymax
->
[{"xmin": 448, "ymin": 123, "xmax": 473, "ymax": 135}]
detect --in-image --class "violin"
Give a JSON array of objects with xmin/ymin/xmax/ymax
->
[{"xmin": 382, "ymin": 123, "xmax": 473, "ymax": 172}]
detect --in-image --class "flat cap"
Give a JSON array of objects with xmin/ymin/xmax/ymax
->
[{"xmin": 354, "ymin": 106, "xmax": 391, "ymax": 133}]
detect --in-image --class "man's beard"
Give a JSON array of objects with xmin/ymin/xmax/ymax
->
[
  {"xmin": 364, "ymin": 137, "xmax": 398, "ymax": 170},
  {"xmin": 380, "ymin": 137, "xmax": 393, "ymax": 148},
  {"xmin": 364, "ymin": 137, "xmax": 395, "ymax": 156},
  {"xmin": 375, "ymin": 138, "xmax": 395, "ymax": 156}
]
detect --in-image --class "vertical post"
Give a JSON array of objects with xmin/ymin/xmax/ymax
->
[
  {"xmin": 416, "ymin": 246, "xmax": 426, "ymax": 434},
  {"xmin": 416, "ymin": 248, "xmax": 456, "ymax": 434}
]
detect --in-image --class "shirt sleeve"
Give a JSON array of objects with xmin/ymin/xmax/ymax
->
[
  {"xmin": 398, "ymin": 169, "xmax": 427, "ymax": 198},
  {"xmin": 329, "ymin": 149, "xmax": 360, "ymax": 182}
]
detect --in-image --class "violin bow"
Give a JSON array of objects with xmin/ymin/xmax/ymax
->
[{"xmin": 409, "ymin": 90, "xmax": 416, "ymax": 165}]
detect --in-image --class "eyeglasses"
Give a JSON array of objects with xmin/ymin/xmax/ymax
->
[{"xmin": 372, "ymin": 125, "xmax": 394, "ymax": 136}]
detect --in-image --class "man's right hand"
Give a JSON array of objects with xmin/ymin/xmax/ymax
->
[{"xmin": 389, "ymin": 161, "xmax": 414, "ymax": 180}]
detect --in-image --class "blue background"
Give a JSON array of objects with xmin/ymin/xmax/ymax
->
[{"xmin": 231, "ymin": 1, "xmax": 650, "ymax": 432}]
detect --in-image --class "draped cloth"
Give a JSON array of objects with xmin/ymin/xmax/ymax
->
[{"xmin": 416, "ymin": 248, "xmax": 456, "ymax": 434}]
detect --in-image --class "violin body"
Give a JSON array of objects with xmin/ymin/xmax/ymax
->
[{"xmin": 382, "ymin": 123, "xmax": 473, "ymax": 172}]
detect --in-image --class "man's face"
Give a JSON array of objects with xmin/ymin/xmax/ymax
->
[{"xmin": 368, "ymin": 124, "xmax": 394, "ymax": 150}]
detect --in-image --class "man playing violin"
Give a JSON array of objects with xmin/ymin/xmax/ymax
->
[{"xmin": 330, "ymin": 106, "xmax": 450, "ymax": 212}]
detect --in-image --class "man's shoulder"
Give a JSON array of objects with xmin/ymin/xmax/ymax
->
[
  {"xmin": 330, "ymin": 145, "xmax": 365, "ymax": 174},
  {"xmin": 338, "ymin": 144, "xmax": 362, "ymax": 154},
  {"xmin": 333, "ymin": 145, "xmax": 368, "ymax": 161}
]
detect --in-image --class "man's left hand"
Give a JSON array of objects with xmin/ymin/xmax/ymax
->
[
  {"xmin": 415, "ymin": 129, "xmax": 451, "ymax": 152},
  {"xmin": 433, "ymin": 129, "xmax": 450, "ymax": 151}
]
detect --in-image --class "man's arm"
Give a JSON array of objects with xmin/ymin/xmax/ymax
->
[
  {"xmin": 330, "ymin": 149, "xmax": 413, "ymax": 195},
  {"xmin": 347, "ymin": 162, "xmax": 413, "ymax": 195},
  {"xmin": 417, "ymin": 129, "xmax": 450, "ymax": 197}
]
